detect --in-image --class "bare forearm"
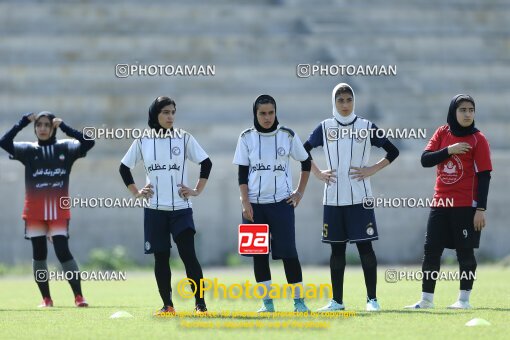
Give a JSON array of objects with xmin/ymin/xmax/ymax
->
[
  {"xmin": 296, "ymin": 171, "xmax": 310, "ymax": 195},
  {"xmin": 311, "ymin": 160, "xmax": 321, "ymax": 177},
  {"xmin": 127, "ymin": 184, "xmax": 139, "ymax": 196},
  {"xmin": 239, "ymin": 184, "xmax": 249, "ymax": 203},
  {"xmin": 373, "ymin": 158, "xmax": 390, "ymax": 173},
  {"xmin": 193, "ymin": 178, "xmax": 208, "ymax": 195}
]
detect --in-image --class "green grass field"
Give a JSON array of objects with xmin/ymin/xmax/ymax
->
[{"xmin": 0, "ymin": 265, "xmax": 508, "ymax": 339}]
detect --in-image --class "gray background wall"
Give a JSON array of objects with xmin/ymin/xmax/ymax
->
[{"xmin": 0, "ymin": 0, "xmax": 508, "ymax": 265}]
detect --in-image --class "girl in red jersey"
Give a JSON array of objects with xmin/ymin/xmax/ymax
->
[
  {"xmin": 405, "ymin": 94, "xmax": 492, "ymax": 310},
  {"xmin": 0, "ymin": 112, "xmax": 95, "ymax": 308}
]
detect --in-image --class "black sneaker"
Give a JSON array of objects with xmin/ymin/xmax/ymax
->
[{"xmin": 194, "ymin": 304, "xmax": 208, "ymax": 314}]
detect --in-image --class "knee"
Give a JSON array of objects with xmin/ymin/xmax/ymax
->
[
  {"xmin": 331, "ymin": 243, "xmax": 346, "ymax": 257},
  {"xmin": 52, "ymin": 236, "xmax": 73, "ymax": 263},
  {"xmin": 457, "ymin": 249, "xmax": 477, "ymax": 270},
  {"xmin": 423, "ymin": 244, "xmax": 443, "ymax": 263},
  {"xmin": 154, "ymin": 251, "xmax": 170, "ymax": 265},
  {"xmin": 359, "ymin": 252, "xmax": 377, "ymax": 268},
  {"xmin": 55, "ymin": 249, "xmax": 73, "ymax": 263}
]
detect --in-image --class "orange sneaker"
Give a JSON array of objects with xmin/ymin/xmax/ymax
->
[
  {"xmin": 38, "ymin": 297, "xmax": 53, "ymax": 308},
  {"xmin": 75, "ymin": 295, "xmax": 89, "ymax": 307},
  {"xmin": 154, "ymin": 305, "xmax": 176, "ymax": 316}
]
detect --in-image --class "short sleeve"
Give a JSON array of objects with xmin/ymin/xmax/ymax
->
[
  {"xmin": 121, "ymin": 139, "xmax": 143, "ymax": 169},
  {"xmin": 473, "ymin": 134, "xmax": 492, "ymax": 173},
  {"xmin": 369, "ymin": 122, "xmax": 389, "ymax": 148},
  {"xmin": 233, "ymin": 134, "xmax": 250, "ymax": 166},
  {"xmin": 185, "ymin": 134, "xmax": 208, "ymax": 164},
  {"xmin": 290, "ymin": 134, "xmax": 309, "ymax": 162},
  {"xmin": 306, "ymin": 124, "xmax": 323, "ymax": 148},
  {"xmin": 425, "ymin": 127, "xmax": 444, "ymax": 152}
]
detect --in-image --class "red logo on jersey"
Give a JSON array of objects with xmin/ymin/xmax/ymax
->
[
  {"xmin": 238, "ymin": 224, "xmax": 269, "ymax": 254},
  {"xmin": 439, "ymin": 155, "xmax": 464, "ymax": 184}
]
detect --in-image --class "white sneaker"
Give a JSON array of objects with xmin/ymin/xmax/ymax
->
[
  {"xmin": 366, "ymin": 298, "xmax": 381, "ymax": 311},
  {"xmin": 404, "ymin": 300, "xmax": 434, "ymax": 309},
  {"xmin": 316, "ymin": 299, "xmax": 345, "ymax": 312},
  {"xmin": 447, "ymin": 300, "xmax": 472, "ymax": 309}
]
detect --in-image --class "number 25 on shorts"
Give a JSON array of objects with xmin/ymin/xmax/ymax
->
[
  {"xmin": 238, "ymin": 224, "xmax": 269, "ymax": 255},
  {"xmin": 323, "ymin": 223, "xmax": 328, "ymax": 238}
]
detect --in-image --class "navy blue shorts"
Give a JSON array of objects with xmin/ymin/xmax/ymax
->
[
  {"xmin": 242, "ymin": 200, "xmax": 298, "ymax": 260},
  {"xmin": 322, "ymin": 204, "xmax": 378, "ymax": 243},
  {"xmin": 425, "ymin": 207, "xmax": 480, "ymax": 249},
  {"xmin": 143, "ymin": 208, "xmax": 196, "ymax": 254}
]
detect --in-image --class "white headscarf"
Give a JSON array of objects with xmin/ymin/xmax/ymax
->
[{"xmin": 332, "ymin": 82, "xmax": 357, "ymax": 125}]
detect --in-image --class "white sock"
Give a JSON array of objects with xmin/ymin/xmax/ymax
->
[
  {"xmin": 459, "ymin": 290, "xmax": 471, "ymax": 302},
  {"xmin": 422, "ymin": 292, "xmax": 434, "ymax": 303},
  {"xmin": 257, "ymin": 280, "xmax": 272, "ymax": 301},
  {"xmin": 290, "ymin": 282, "xmax": 304, "ymax": 299}
]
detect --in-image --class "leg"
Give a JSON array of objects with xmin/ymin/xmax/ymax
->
[
  {"xmin": 282, "ymin": 257, "xmax": 303, "ymax": 299},
  {"xmin": 421, "ymin": 208, "xmax": 447, "ymax": 300},
  {"xmin": 175, "ymin": 229, "xmax": 205, "ymax": 306},
  {"xmin": 154, "ymin": 250, "xmax": 172, "ymax": 307},
  {"xmin": 456, "ymin": 248, "xmax": 477, "ymax": 302},
  {"xmin": 31, "ymin": 236, "xmax": 51, "ymax": 299},
  {"xmin": 52, "ymin": 235, "xmax": 83, "ymax": 297},
  {"xmin": 422, "ymin": 243, "xmax": 444, "ymax": 294},
  {"xmin": 330, "ymin": 243, "xmax": 347, "ymax": 304},
  {"xmin": 356, "ymin": 242, "xmax": 377, "ymax": 301}
]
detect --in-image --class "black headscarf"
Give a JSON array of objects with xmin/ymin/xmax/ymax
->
[
  {"xmin": 253, "ymin": 94, "xmax": 279, "ymax": 133},
  {"xmin": 148, "ymin": 96, "xmax": 176, "ymax": 132},
  {"xmin": 447, "ymin": 94, "xmax": 479, "ymax": 137},
  {"xmin": 34, "ymin": 111, "xmax": 57, "ymax": 146}
]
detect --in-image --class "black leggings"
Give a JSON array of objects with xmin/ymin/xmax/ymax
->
[
  {"xmin": 330, "ymin": 242, "xmax": 377, "ymax": 303},
  {"xmin": 153, "ymin": 229, "xmax": 204, "ymax": 306},
  {"xmin": 31, "ymin": 235, "xmax": 81, "ymax": 298},
  {"xmin": 253, "ymin": 254, "xmax": 303, "ymax": 284},
  {"xmin": 31, "ymin": 235, "xmax": 73, "ymax": 262},
  {"xmin": 422, "ymin": 244, "xmax": 477, "ymax": 293}
]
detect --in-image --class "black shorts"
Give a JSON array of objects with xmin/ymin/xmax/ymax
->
[
  {"xmin": 322, "ymin": 204, "xmax": 378, "ymax": 243},
  {"xmin": 425, "ymin": 207, "xmax": 480, "ymax": 249},
  {"xmin": 242, "ymin": 200, "xmax": 298, "ymax": 260},
  {"xmin": 143, "ymin": 207, "xmax": 196, "ymax": 254}
]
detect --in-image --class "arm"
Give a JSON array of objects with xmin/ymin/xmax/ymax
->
[
  {"xmin": 119, "ymin": 163, "xmax": 153, "ymax": 198},
  {"xmin": 421, "ymin": 148, "xmax": 450, "ymax": 167},
  {"xmin": 0, "ymin": 113, "xmax": 34, "ymax": 155},
  {"xmin": 286, "ymin": 160, "xmax": 310, "ymax": 207},
  {"xmin": 57, "ymin": 120, "xmax": 95, "ymax": 156},
  {"xmin": 238, "ymin": 165, "xmax": 254, "ymax": 222},
  {"xmin": 350, "ymin": 139, "xmax": 399, "ymax": 181},
  {"xmin": 473, "ymin": 170, "xmax": 491, "ymax": 231},
  {"xmin": 177, "ymin": 157, "xmax": 212, "ymax": 198}
]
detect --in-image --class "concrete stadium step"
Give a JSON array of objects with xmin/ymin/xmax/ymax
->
[
  {"xmin": 0, "ymin": 65, "xmax": 332, "ymax": 95},
  {"xmin": 0, "ymin": 3, "xmax": 304, "ymax": 35},
  {"xmin": 284, "ymin": 0, "xmax": 510, "ymax": 9},
  {"xmin": 0, "ymin": 35, "xmax": 334, "ymax": 65}
]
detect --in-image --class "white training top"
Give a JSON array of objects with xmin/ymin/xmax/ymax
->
[
  {"xmin": 307, "ymin": 116, "xmax": 388, "ymax": 206},
  {"xmin": 121, "ymin": 129, "xmax": 208, "ymax": 211},
  {"xmin": 233, "ymin": 125, "xmax": 309, "ymax": 204}
]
